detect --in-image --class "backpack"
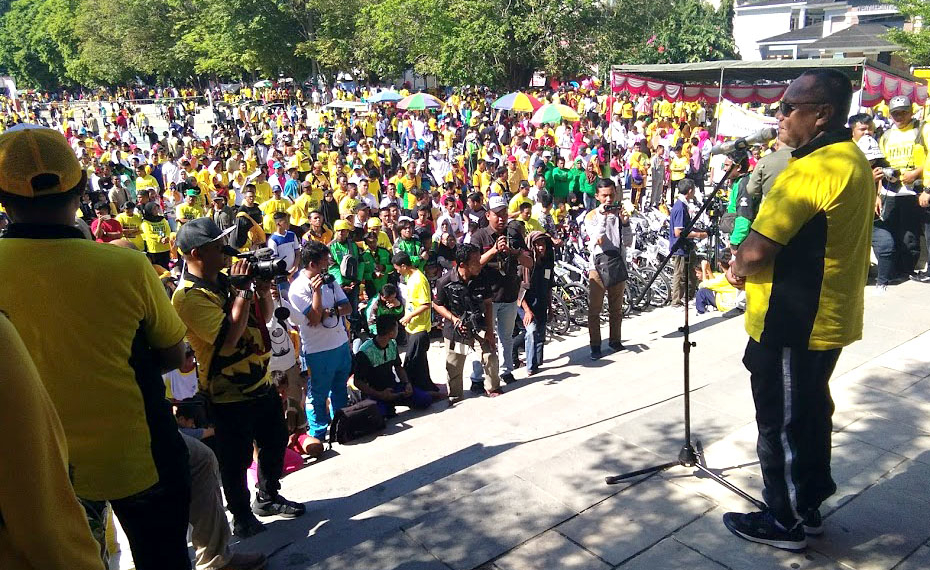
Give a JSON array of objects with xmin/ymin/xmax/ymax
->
[
  {"xmin": 328, "ymin": 399, "xmax": 385, "ymax": 445},
  {"xmin": 339, "ymin": 242, "xmax": 359, "ymax": 282}
]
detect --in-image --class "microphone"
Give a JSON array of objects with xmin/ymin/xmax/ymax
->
[{"xmin": 710, "ymin": 127, "xmax": 778, "ymax": 156}]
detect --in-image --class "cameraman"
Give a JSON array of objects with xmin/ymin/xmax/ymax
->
[
  {"xmin": 434, "ymin": 243, "xmax": 503, "ymax": 400},
  {"xmin": 173, "ymin": 218, "xmax": 305, "ymax": 539},
  {"xmin": 469, "ymin": 194, "xmax": 533, "ymax": 386}
]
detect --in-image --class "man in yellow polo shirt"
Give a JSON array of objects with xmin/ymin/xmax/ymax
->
[
  {"xmin": 0, "ymin": 125, "xmax": 191, "ymax": 569},
  {"xmin": 172, "ymin": 218, "xmax": 305, "ymax": 538},
  {"xmin": 723, "ymin": 70, "xmax": 873, "ymax": 551}
]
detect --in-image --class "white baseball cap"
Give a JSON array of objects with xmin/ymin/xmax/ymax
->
[{"xmin": 488, "ymin": 194, "xmax": 507, "ymax": 212}]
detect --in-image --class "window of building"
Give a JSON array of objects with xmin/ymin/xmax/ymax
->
[
  {"xmin": 805, "ymin": 9, "xmax": 824, "ymax": 27},
  {"xmin": 790, "ymin": 9, "xmax": 800, "ymax": 30}
]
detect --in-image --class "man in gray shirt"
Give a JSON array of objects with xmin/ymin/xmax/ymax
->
[{"xmin": 746, "ymin": 140, "xmax": 794, "ymax": 198}]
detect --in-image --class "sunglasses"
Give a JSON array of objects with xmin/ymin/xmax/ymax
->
[{"xmin": 778, "ymin": 100, "xmax": 826, "ymax": 116}]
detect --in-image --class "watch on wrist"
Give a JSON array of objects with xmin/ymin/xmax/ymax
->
[{"xmin": 236, "ymin": 289, "xmax": 254, "ymax": 300}]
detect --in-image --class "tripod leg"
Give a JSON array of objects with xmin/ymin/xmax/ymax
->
[
  {"xmin": 605, "ymin": 461, "xmax": 679, "ymax": 485},
  {"xmin": 692, "ymin": 462, "xmax": 767, "ymax": 511}
]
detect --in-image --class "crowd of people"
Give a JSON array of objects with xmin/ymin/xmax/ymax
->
[{"xmin": 2, "ymin": 73, "xmax": 929, "ymax": 570}]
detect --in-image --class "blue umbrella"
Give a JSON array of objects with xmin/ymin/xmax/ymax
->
[{"xmin": 368, "ymin": 90, "xmax": 403, "ymax": 103}]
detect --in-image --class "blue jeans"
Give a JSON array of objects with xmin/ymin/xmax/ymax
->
[
  {"xmin": 583, "ymin": 192, "xmax": 597, "ymax": 212},
  {"xmin": 517, "ymin": 307, "xmax": 547, "ymax": 372},
  {"xmin": 695, "ymin": 288, "xmax": 716, "ymax": 314},
  {"xmin": 471, "ymin": 301, "xmax": 518, "ymax": 382},
  {"xmin": 302, "ymin": 343, "xmax": 352, "ymax": 438}
]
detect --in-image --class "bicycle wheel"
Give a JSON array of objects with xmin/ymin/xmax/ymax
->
[
  {"xmin": 560, "ymin": 283, "xmax": 589, "ymax": 326},
  {"xmin": 548, "ymin": 290, "xmax": 571, "ymax": 336},
  {"xmin": 640, "ymin": 269, "xmax": 671, "ymax": 307}
]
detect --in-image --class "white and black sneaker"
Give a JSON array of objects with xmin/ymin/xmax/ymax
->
[{"xmin": 722, "ymin": 510, "xmax": 807, "ymax": 551}]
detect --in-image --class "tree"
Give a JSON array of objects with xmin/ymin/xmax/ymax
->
[
  {"xmin": 884, "ymin": 0, "xmax": 930, "ymax": 65},
  {"xmin": 636, "ymin": 0, "xmax": 739, "ymax": 64},
  {"xmin": 0, "ymin": 0, "xmax": 80, "ymax": 88},
  {"xmin": 72, "ymin": 0, "xmax": 192, "ymax": 85}
]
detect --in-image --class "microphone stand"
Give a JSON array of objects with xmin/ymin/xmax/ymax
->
[{"xmin": 604, "ymin": 153, "xmax": 766, "ymax": 512}]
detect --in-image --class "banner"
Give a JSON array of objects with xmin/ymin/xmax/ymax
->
[{"xmin": 716, "ymin": 99, "xmax": 778, "ymax": 139}]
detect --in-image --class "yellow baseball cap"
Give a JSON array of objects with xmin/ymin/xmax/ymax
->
[
  {"xmin": 0, "ymin": 124, "xmax": 82, "ymax": 198},
  {"xmin": 334, "ymin": 219, "xmax": 352, "ymax": 231},
  {"xmin": 367, "ymin": 217, "xmax": 382, "ymax": 229}
]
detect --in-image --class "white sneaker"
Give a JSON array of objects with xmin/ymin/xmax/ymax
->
[{"xmin": 873, "ymin": 284, "xmax": 888, "ymax": 295}]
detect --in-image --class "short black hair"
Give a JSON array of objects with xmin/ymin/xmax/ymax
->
[
  {"xmin": 380, "ymin": 282, "xmax": 399, "ymax": 298},
  {"xmin": 848, "ymin": 113, "xmax": 873, "ymax": 128},
  {"xmin": 454, "ymin": 242, "xmax": 479, "ymax": 265},
  {"xmin": 596, "ymin": 177, "xmax": 615, "ymax": 191},
  {"xmin": 677, "ymin": 179, "xmax": 696, "ymax": 194},
  {"xmin": 299, "ymin": 240, "xmax": 329, "ymax": 268},
  {"xmin": 375, "ymin": 314, "xmax": 398, "ymax": 335},
  {"xmin": 392, "ymin": 251, "xmax": 412, "ymax": 266},
  {"xmin": 518, "ymin": 201, "xmax": 532, "ymax": 211},
  {"xmin": 94, "ymin": 201, "xmax": 110, "ymax": 211},
  {"xmin": 273, "ymin": 211, "xmax": 289, "ymax": 221},
  {"xmin": 467, "ymin": 192, "xmax": 483, "ymax": 203},
  {"xmin": 799, "ymin": 69, "xmax": 853, "ymax": 127}
]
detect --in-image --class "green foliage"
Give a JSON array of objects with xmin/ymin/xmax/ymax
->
[
  {"xmin": 884, "ymin": 0, "xmax": 930, "ymax": 65},
  {"xmin": 635, "ymin": 0, "xmax": 739, "ymax": 64},
  {"xmin": 0, "ymin": 0, "xmax": 79, "ymax": 88},
  {"xmin": 0, "ymin": 0, "xmax": 740, "ymax": 89}
]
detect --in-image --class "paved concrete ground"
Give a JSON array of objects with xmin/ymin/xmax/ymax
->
[{"xmin": 207, "ymin": 279, "xmax": 930, "ymax": 570}]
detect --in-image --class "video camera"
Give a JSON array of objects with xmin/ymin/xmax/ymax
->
[
  {"xmin": 446, "ymin": 280, "xmax": 485, "ymax": 338},
  {"xmin": 231, "ymin": 247, "xmax": 289, "ymax": 281}
]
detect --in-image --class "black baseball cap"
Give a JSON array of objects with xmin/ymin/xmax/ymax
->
[{"xmin": 176, "ymin": 217, "xmax": 236, "ymax": 255}]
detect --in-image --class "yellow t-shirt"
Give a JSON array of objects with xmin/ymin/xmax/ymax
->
[
  {"xmin": 404, "ymin": 269, "xmax": 432, "ymax": 334},
  {"xmin": 140, "ymin": 218, "xmax": 172, "ymax": 253},
  {"xmin": 172, "ymin": 275, "xmax": 273, "ymax": 404},
  {"xmin": 260, "ymin": 198, "xmax": 292, "ymax": 233},
  {"xmin": 508, "ymin": 194, "xmax": 533, "ymax": 215},
  {"xmin": 879, "ymin": 122, "xmax": 927, "ymax": 174},
  {"xmin": 116, "ymin": 212, "xmax": 145, "ymax": 249},
  {"xmin": 176, "ymin": 203, "xmax": 206, "ymax": 224},
  {"xmin": 0, "ymin": 236, "xmax": 187, "ymax": 500},
  {"xmin": 254, "ymin": 180, "xmax": 273, "ymax": 203},
  {"xmin": 135, "ymin": 174, "xmax": 159, "ymax": 194},
  {"xmin": 745, "ymin": 136, "xmax": 873, "ymax": 350},
  {"xmin": 0, "ymin": 313, "xmax": 104, "ymax": 570},
  {"xmin": 670, "ymin": 155, "xmax": 688, "ymax": 181}
]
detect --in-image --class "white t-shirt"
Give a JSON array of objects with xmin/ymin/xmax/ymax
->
[
  {"xmin": 163, "ymin": 369, "xmax": 198, "ymax": 400},
  {"xmin": 268, "ymin": 231, "xmax": 300, "ymax": 272},
  {"xmin": 288, "ymin": 271, "xmax": 350, "ymax": 354}
]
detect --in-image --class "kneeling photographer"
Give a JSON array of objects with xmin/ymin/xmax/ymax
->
[
  {"xmin": 433, "ymin": 243, "xmax": 504, "ymax": 400},
  {"xmin": 172, "ymin": 218, "xmax": 305, "ymax": 539}
]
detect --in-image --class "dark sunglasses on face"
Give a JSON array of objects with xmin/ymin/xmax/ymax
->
[{"xmin": 778, "ymin": 100, "xmax": 826, "ymax": 116}]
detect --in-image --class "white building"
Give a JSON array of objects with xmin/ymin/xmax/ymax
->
[{"xmin": 734, "ymin": 0, "xmax": 907, "ymax": 62}]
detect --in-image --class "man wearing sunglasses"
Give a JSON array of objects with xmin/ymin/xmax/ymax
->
[
  {"xmin": 723, "ymin": 70, "xmax": 874, "ymax": 552},
  {"xmin": 876, "ymin": 95, "xmax": 927, "ymax": 281}
]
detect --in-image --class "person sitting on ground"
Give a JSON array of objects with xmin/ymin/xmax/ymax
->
[
  {"xmin": 694, "ymin": 250, "xmax": 741, "ymax": 315},
  {"xmin": 353, "ymin": 314, "xmax": 434, "ymax": 418}
]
